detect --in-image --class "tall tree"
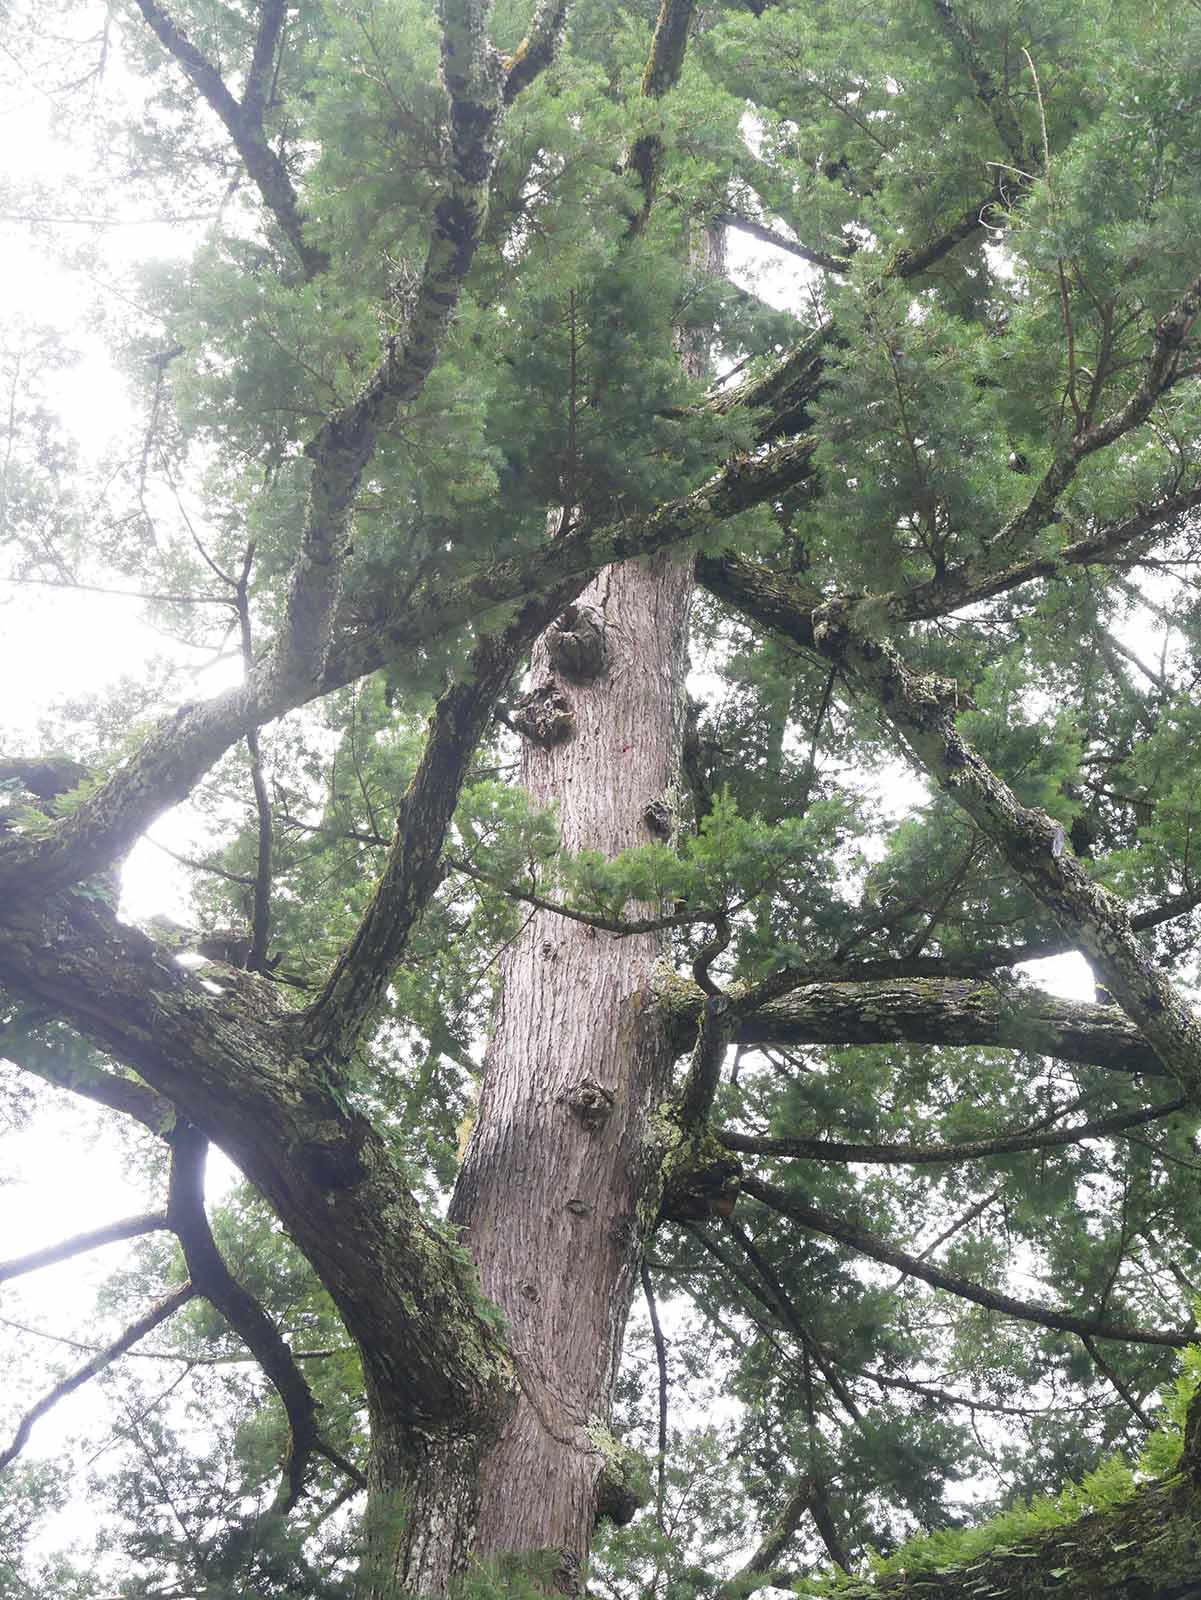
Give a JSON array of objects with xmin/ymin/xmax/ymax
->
[{"xmin": 2, "ymin": 0, "xmax": 1201, "ymax": 1596}]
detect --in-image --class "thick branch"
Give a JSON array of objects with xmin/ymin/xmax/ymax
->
[
  {"xmin": 0, "ymin": 899, "xmax": 515, "ymax": 1431},
  {"xmin": 678, "ymin": 994, "xmax": 734, "ymax": 1127},
  {"xmin": 629, "ymin": 0, "xmax": 698, "ymax": 218},
  {"xmin": 0, "ymin": 436, "xmax": 814, "ymax": 899},
  {"xmin": 812, "ymin": 606, "xmax": 1201, "ymax": 1107},
  {"xmin": 0, "ymin": 1282, "xmax": 195, "ymax": 1474},
  {"xmin": 0, "ymin": 1213, "xmax": 170, "ymax": 1285},
  {"xmin": 659, "ymin": 972, "xmax": 1173, "ymax": 1079},
  {"xmin": 304, "ymin": 592, "xmax": 570, "ymax": 1059},
  {"xmin": 502, "ymin": 0, "xmax": 571, "ymax": 103},
  {"xmin": 742, "ymin": 1175, "xmax": 1192, "ymax": 1349}
]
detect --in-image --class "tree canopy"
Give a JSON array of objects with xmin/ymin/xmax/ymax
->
[{"xmin": 3, "ymin": 0, "xmax": 1201, "ymax": 1596}]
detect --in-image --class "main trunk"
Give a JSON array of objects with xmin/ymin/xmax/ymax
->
[{"xmin": 363, "ymin": 553, "xmax": 693, "ymax": 1595}]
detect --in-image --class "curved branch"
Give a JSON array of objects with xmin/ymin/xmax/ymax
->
[
  {"xmin": 167, "ymin": 1124, "xmax": 325, "ymax": 1513},
  {"xmin": 741, "ymin": 1175, "xmax": 1192, "ymax": 1349},
  {"xmin": 0, "ymin": 1282, "xmax": 195, "ymax": 1474}
]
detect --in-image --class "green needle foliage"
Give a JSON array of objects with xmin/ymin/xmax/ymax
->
[{"xmin": 1, "ymin": 0, "xmax": 1201, "ymax": 1596}]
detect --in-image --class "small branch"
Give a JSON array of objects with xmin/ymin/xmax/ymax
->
[
  {"xmin": 732, "ymin": 1474, "xmax": 814, "ymax": 1582},
  {"xmin": 641, "ymin": 1261, "xmax": 669, "ymax": 1531},
  {"xmin": 929, "ymin": 0, "xmax": 1027, "ymax": 162},
  {"xmin": 235, "ymin": 547, "xmax": 275, "ymax": 973},
  {"xmin": 0, "ymin": 1213, "xmax": 169, "ymax": 1285},
  {"xmin": 716, "ymin": 1096, "xmax": 1187, "ymax": 1167},
  {"xmin": 0, "ymin": 1282, "xmax": 195, "ymax": 1474},
  {"xmin": 1080, "ymin": 1333, "xmax": 1153, "ymax": 1430},
  {"xmin": 714, "ymin": 211, "xmax": 849, "ymax": 274},
  {"xmin": 742, "ymin": 1175, "xmax": 1193, "ymax": 1348},
  {"xmin": 721, "ymin": 1216, "xmax": 863, "ymax": 1420},
  {"xmin": 449, "ymin": 856, "xmax": 710, "ymax": 936},
  {"xmin": 131, "ymin": 0, "xmax": 327, "ymax": 277},
  {"xmin": 812, "ymin": 605, "xmax": 1201, "ymax": 1109},
  {"xmin": 0, "ymin": 1022, "xmax": 177, "ymax": 1134}
]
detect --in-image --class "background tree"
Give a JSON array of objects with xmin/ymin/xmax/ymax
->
[{"xmin": 2, "ymin": 0, "xmax": 1201, "ymax": 1596}]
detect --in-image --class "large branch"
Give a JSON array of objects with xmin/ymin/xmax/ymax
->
[
  {"xmin": 628, "ymin": 0, "xmax": 698, "ymax": 217},
  {"xmin": 0, "ymin": 1281, "xmax": 195, "ymax": 1474},
  {"xmin": 718, "ymin": 1094, "xmax": 1187, "ymax": 1167},
  {"xmin": 741, "ymin": 1176, "xmax": 1192, "ymax": 1349},
  {"xmin": 0, "ymin": 899, "xmax": 515, "ymax": 1431},
  {"xmin": 502, "ymin": 0, "xmax": 572, "ymax": 104},
  {"xmin": 813, "ymin": 608, "xmax": 1201, "ymax": 1108},
  {"xmin": 303, "ymin": 590, "xmax": 572, "ymax": 1059},
  {"xmin": 659, "ymin": 972, "xmax": 1173, "ymax": 1078},
  {"xmin": 0, "ymin": 436, "xmax": 814, "ymax": 900}
]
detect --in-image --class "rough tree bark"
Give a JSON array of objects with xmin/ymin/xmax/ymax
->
[{"xmin": 362, "ymin": 556, "xmax": 695, "ymax": 1595}]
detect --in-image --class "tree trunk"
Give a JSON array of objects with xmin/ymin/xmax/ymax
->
[{"xmin": 363, "ymin": 553, "xmax": 694, "ymax": 1595}]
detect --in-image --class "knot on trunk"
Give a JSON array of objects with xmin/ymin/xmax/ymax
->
[
  {"xmin": 510, "ymin": 682, "xmax": 575, "ymax": 747},
  {"xmin": 642, "ymin": 797, "xmax": 674, "ymax": 839},
  {"xmin": 558, "ymin": 1077, "xmax": 615, "ymax": 1130},
  {"xmin": 591, "ymin": 1425, "xmax": 652, "ymax": 1529},
  {"xmin": 660, "ymin": 1131, "xmax": 742, "ymax": 1223},
  {"xmin": 546, "ymin": 604, "xmax": 608, "ymax": 681}
]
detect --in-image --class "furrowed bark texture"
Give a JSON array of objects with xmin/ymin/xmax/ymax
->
[{"xmin": 370, "ymin": 554, "xmax": 693, "ymax": 1594}]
